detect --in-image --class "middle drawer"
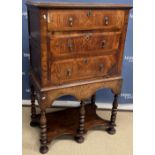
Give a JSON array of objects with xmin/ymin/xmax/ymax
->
[{"xmin": 48, "ymin": 31, "xmax": 121, "ymax": 57}]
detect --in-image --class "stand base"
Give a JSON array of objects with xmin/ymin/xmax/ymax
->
[{"xmin": 30, "ymin": 104, "xmax": 112, "ymax": 143}]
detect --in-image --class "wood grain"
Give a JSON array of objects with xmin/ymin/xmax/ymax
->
[
  {"xmin": 35, "ymin": 77, "xmax": 122, "ymax": 110},
  {"xmin": 48, "ymin": 31, "xmax": 121, "ymax": 57},
  {"xmin": 50, "ymin": 55, "xmax": 118, "ymax": 85},
  {"xmin": 47, "ymin": 10, "xmax": 125, "ymax": 31},
  {"xmin": 40, "ymin": 10, "xmax": 49, "ymax": 86}
]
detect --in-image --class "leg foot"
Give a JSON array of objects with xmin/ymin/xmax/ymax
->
[
  {"xmin": 107, "ymin": 127, "xmax": 116, "ymax": 135},
  {"xmin": 40, "ymin": 146, "xmax": 49, "ymax": 154},
  {"xmin": 74, "ymin": 135, "xmax": 84, "ymax": 143}
]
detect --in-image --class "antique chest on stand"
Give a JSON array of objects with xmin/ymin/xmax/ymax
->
[{"xmin": 26, "ymin": 0, "xmax": 132, "ymax": 153}]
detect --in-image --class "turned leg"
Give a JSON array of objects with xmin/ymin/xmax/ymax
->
[
  {"xmin": 75, "ymin": 101, "xmax": 85, "ymax": 143},
  {"xmin": 107, "ymin": 94, "xmax": 118, "ymax": 135},
  {"xmin": 30, "ymin": 85, "xmax": 38, "ymax": 127},
  {"xmin": 40, "ymin": 110, "xmax": 48, "ymax": 154},
  {"xmin": 91, "ymin": 94, "xmax": 97, "ymax": 109}
]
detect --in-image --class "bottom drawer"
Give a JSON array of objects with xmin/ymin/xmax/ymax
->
[{"xmin": 50, "ymin": 55, "xmax": 118, "ymax": 85}]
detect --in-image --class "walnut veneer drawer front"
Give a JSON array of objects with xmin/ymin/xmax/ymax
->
[
  {"xmin": 50, "ymin": 55, "xmax": 117, "ymax": 85},
  {"xmin": 49, "ymin": 31, "xmax": 121, "ymax": 57},
  {"xmin": 47, "ymin": 10, "xmax": 125, "ymax": 31}
]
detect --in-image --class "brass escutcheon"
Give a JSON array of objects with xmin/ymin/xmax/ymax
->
[{"xmin": 87, "ymin": 10, "xmax": 92, "ymax": 17}]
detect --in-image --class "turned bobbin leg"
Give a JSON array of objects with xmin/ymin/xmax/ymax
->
[
  {"xmin": 107, "ymin": 94, "xmax": 118, "ymax": 135},
  {"xmin": 91, "ymin": 94, "xmax": 97, "ymax": 109},
  {"xmin": 30, "ymin": 85, "xmax": 38, "ymax": 127},
  {"xmin": 40, "ymin": 110, "xmax": 48, "ymax": 154},
  {"xmin": 75, "ymin": 101, "xmax": 85, "ymax": 143}
]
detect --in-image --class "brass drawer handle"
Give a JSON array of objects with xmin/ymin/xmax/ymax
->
[
  {"xmin": 99, "ymin": 64, "xmax": 104, "ymax": 71},
  {"xmin": 83, "ymin": 58, "xmax": 88, "ymax": 64},
  {"xmin": 101, "ymin": 40, "xmax": 106, "ymax": 48},
  {"xmin": 87, "ymin": 10, "xmax": 92, "ymax": 17},
  {"xmin": 68, "ymin": 39, "xmax": 73, "ymax": 52},
  {"xmin": 68, "ymin": 17, "xmax": 73, "ymax": 27},
  {"xmin": 66, "ymin": 69, "xmax": 72, "ymax": 77},
  {"xmin": 104, "ymin": 16, "xmax": 109, "ymax": 25},
  {"xmin": 42, "ymin": 14, "xmax": 47, "ymax": 20}
]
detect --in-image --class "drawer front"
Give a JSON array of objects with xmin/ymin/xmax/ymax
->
[
  {"xmin": 49, "ymin": 31, "xmax": 121, "ymax": 57},
  {"xmin": 47, "ymin": 10, "xmax": 125, "ymax": 31},
  {"xmin": 50, "ymin": 55, "xmax": 117, "ymax": 85}
]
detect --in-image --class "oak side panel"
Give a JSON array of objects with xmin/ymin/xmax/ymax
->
[
  {"xmin": 40, "ymin": 9, "xmax": 49, "ymax": 86},
  {"xmin": 28, "ymin": 7, "xmax": 41, "ymax": 83}
]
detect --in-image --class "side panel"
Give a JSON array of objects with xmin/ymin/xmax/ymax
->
[
  {"xmin": 40, "ymin": 9, "xmax": 50, "ymax": 86},
  {"xmin": 28, "ymin": 7, "xmax": 41, "ymax": 82}
]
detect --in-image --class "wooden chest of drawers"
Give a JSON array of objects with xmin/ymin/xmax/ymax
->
[{"xmin": 26, "ymin": 1, "xmax": 132, "ymax": 153}]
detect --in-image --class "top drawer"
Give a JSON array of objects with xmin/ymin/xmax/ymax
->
[{"xmin": 47, "ymin": 10, "xmax": 125, "ymax": 31}]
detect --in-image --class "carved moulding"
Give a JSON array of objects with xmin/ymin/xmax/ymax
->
[{"xmin": 32, "ymin": 76, "xmax": 123, "ymax": 110}]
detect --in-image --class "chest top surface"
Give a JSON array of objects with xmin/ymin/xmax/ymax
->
[{"xmin": 26, "ymin": 0, "xmax": 132, "ymax": 9}]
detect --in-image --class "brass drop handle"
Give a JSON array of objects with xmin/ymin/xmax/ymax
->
[
  {"xmin": 42, "ymin": 14, "xmax": 47, "ymax": 20},
  {"xmin": 66, "ymin": 69, "xmax": 72, "ymax": 77},
  {"xmin": 99, "ymin": 64, "xmax": 104, "ymax": 71},
  {"xmin": 68, "ymin": 17, "xmax": 73, "ymax": 27},
  {"xmin": 101, "ymin": 40, "xmax": 106, "ymax": 48},
  {"xmin": 68, "ymin": 39, "xmax": 73, "ymax": 51},
  {"xmin": 104, "ymin": 16, "xmax": 109, "ymax": 25}
]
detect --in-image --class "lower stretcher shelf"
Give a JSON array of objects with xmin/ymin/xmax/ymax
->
[{"xmin": 31, "ymin": 104, "xmax": 111, "ymax": 143}]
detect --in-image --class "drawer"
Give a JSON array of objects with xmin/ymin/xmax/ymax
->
[
  {"xmin": 50, "ymin": 55, "xmax": 117, "ymax": 85},
  {"xmin": 47, "ymin": 10, "xmax": 125, "ymax": 31},
  {"xmin": 48, "ymin": 31, "xmax": 121, "ymax": 57}
]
